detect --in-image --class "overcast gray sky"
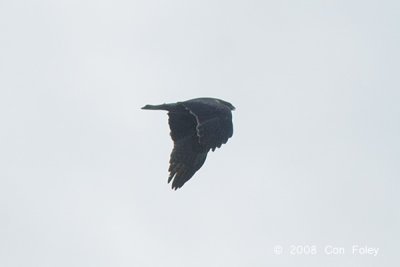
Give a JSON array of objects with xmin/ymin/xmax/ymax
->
[{"xmin": 1, "ymin": 0, "xmax": 399, "ymax": 266}]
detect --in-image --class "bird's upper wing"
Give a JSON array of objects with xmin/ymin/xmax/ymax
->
[
  {"xmin": 167, "ymin": 105, "xmax": 197, "ymax": 142},
  {"xmin": 181, "ymin": 101, "xmax": 233, "ymax": 151},
  {"xmin": 168, "ymin": 135, "xmax": 208, "ymax": 190},
  {"xmin": 196, "ymin": 116, "xmax": 233, "ymax": 151},
  {"xmin": 167, "ymin": 107, "xmax": 208, "ymax": 189}
]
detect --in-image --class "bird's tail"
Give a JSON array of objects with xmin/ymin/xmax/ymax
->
[{"xmin": 141, "ymin": 104, "xmax": 171, "ymax": 111}]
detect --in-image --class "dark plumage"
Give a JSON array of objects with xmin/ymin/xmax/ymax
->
[{"xmin": 142, "ymin": 97, "xmax": 235, "ymax": 190}]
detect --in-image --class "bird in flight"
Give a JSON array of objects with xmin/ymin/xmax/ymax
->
[{"xmin": 142, "ymin": 97, "xmax": 235, "ymax": 190}]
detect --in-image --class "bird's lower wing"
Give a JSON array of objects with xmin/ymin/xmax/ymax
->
[{"xmin": 168, "ymin": 135, "xmax": 208, "ymax": 190}]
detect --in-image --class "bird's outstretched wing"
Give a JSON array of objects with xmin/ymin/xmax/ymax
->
[
  {"xmin": 168, "ymin": 135, "xmax": 208, "ymax": 190},
  {"xmin": 196, "ymin": 116, "xmax": 233, "ymax": 151},
  {"xmin": 181, "ymin": 101, "xmax": 233, "ymax": 151},
  {"xmin": 166, "ymin": 109, "xmax": 208, "ymax": 189}
]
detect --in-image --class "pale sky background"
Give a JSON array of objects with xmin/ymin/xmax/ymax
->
[{"xmin": 1, "ymin": 0, "xmax": 399, "ymax": 266}]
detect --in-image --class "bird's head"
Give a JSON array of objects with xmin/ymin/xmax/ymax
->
[{"xmin": 217, "ymin": 99, "xmax": 236, "ymax": 111}]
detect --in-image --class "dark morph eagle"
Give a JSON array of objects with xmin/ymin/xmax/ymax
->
[{"xmin": 142, "ymin": 97, "xmax": 235, "ymax": 190}]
